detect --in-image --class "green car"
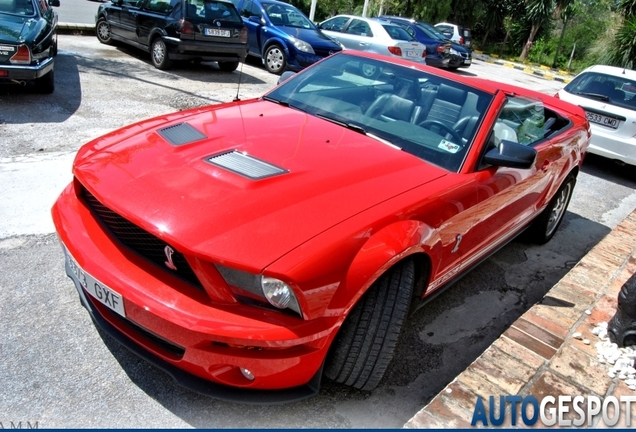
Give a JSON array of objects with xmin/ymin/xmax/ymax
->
[{"xmin": 0, "ymin": 0, "xmax": 60, "ymax": 93}]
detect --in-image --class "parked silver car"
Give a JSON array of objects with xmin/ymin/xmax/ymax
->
[{"xmin": 318, "ymin": 15, "xmax": 426, "ymax": 66}]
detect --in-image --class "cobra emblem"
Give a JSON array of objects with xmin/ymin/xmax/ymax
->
[{"xmin": 164, "ymin": 245, "xmax": 178, "ymax": 270}]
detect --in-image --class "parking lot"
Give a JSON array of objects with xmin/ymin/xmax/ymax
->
[{"xmin": 2, "ymin": 35, "xmax": 636, "ymax": 427}]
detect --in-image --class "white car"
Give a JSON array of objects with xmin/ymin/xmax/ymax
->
[
  {"xmin": 318, "ymin": 15, "xmax": 426, "ymax": 66},
  {"xmin": 435, "ymin": 22, "xmax": 471, "ymax": 49},
  {"xmin": 557, "ymin": 64, "xmax": 636, "ymax": 166}
]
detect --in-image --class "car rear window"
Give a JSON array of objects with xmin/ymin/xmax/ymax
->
[
  {"xmin": 186, "ymin": 0, "xmax": 241, "ymax": 22},
  {"xmin": 0, "ymin": 0, "xmax": 35, "ymax": 16},
  {"xmin": 382, "ymin": 24, "xmax": 414, "ymax": 41}
]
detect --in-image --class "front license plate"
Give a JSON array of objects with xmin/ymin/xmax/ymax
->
[
  {"xmin": 65, "ymin": 250, "xmax": 126, "ymax": 317},
  {"xmin": 204, "ymin": 28, "xmax": 230, "ymax": 37},
  {"xmin": 405, "ymin": 50, "xmax": 419, "ymax": 57},
  {"xmin": 463, "ymin": 59, "xmax": 471, "ymax": 64},
  {"xmin": 585, "ymin": 111, "xmax": 619, "ymax": 129}
]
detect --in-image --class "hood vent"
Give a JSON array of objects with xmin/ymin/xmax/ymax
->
[
  {"xmin": 158, "ymin": 122, "xmax": 207, "ymax": 146},
  {"xmin": 205, "ymin": 151, "xmax": 288, "ymax": 180}
]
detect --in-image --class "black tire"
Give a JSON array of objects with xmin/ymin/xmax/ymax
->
[
  {"xmin": 35, "ymin": 69, "xmax": 54, "ymax": 94},
  {"xmin": 526, "ymin": 174, "xmax": 575, "ymax": 244},
  {"xmin": 96, "ymin": 18, "xmax": 112, "ymax": 45},
  {"xmin": 150, "ymin": 38, "xmax": 172, "ymax": 70},
  {"xmin": 324, "ymin": 258, "xmax": 415, "ymax": 391},
  {"xmin": 264, "ymin": 44, "xmax": 286, "ymax": 74},
  {"xmin": 218, "ymin": 61, "xmax": 239, "ymax": 72}
]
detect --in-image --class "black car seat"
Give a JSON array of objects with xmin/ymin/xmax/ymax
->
[{"xmin": 364, "ymin": 77, "xmax": 419, "ymax": 122}]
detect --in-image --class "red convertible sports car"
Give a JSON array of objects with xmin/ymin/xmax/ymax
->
[{"xmin": 52, "ymin": 50, "xmax": 589, "ymax": 403}]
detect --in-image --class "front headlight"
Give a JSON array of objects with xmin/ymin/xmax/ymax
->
[
  {"xmin": 215, "ymin": 265, "xmax": 303, "ymax": 317},
  {"xmin": 450, "ymin": 48, "xmax": 459, "ymax": 56},
  {"xmin": 261, "ymin": 276, "xmax": 302, "ymax": 315},
  {"xmin": 291, "ymin": 38, "xmax": 315, "ymax": 54}
]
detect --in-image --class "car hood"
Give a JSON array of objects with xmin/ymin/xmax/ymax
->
[
  {"xmin": 277, "ymin": 26, "xmax": 341, "ymax": 50},
  {"xmin": 0, "ymin": 14, "xmax": 32, "ymax": 44},
  {"xmin": 74, "ymin": 99, "xmax": 446, "ymax": 269}
]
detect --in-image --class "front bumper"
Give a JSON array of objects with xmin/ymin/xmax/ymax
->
[
  {"xmin": 52, "ymin": 180, "xmax": 337, "ymax": 402},
  {"xmin": 0, "ymin": 57, "xmax": 54, "ymax": 81}
]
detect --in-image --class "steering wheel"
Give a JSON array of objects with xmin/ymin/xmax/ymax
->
[{"xmin": 419, "ymin": 120, "xmax": 463, "ymax": 144}]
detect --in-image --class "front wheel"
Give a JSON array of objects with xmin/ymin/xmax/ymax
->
[
  {"xmin": 150, "ymin": 38, "xmax": 172, "ymax": 70},
  {"xmin": 218, "ymin": 61, "xmax": 239, "ymax": 72},
  {"xmin": 324, "ymin": 258, "xmax": 415, "ymax": 391},
  {"xmin": 264, "ymin": 45, "xmax": 286, "ymax": 75},
  {"xmin": 526, "ymin": 174, "xmax": 575, "ymax": 244},
  {"xmin": 96, "ymin": 18, "xmax": 112, "ymax": 45}
]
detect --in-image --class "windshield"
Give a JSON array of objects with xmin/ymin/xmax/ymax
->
[
  {"xmin": 0, "ymin": 0, "xmax": 35, "ymax": 16},
  {"xmin": 565, "ymin": 71, "xmax": 636, "ymax": 111},
  {"xmin": 266, "ymin": 53, "xmax": 494, "ymax": 172},
  {"xmin": 263, "ymin": 2, "xmax": 314, "ymax": 29}
]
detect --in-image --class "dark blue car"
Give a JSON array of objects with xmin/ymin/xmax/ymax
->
[
  {"xmin": 230, "ymin": 0, "xmax": 342, "ymax": 74},
  {"xmin": 378, "ymin": 16, "xmax": 471, "ymax": 70}
]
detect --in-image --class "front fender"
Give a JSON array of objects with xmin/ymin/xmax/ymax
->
[
  {"xmin": 340, "ymin": 220, "xmax": 439, "ymax": 311},
  {"xmin": 261, "ymin": 35, "xmax": 290, "ymax": 57}
]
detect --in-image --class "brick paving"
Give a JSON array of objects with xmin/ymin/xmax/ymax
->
[{"xmin": 404, "ymin": 210, "xmax": 636, "ymax": 428}]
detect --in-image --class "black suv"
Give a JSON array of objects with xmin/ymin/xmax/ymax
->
[{"xmin": 96, "ymin": 0, "xmax": 248, "ymax": 71}]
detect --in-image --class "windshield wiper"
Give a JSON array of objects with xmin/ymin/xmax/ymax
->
[
  {"xmin": 263, "ymin": 95, "xmax": 289, "ymax": 106},
  {"xmin": 577, "ymin": 92, "xmax": 609, "ymax": 102}
]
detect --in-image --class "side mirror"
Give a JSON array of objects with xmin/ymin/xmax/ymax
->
[
  {"xmin": 277, "ymin": 70, "xmax": 296, "ymax": 85},
  {"xmin": 49, "ymin": 0, "xmax": 60, "ymax": 6},
  {"xmin": 483, "ymin": 140, "xmax": 537, "ymax": 169},
  {"xmin": 248, "ymin": 15, "xmax": 263, "ymax": 25}
]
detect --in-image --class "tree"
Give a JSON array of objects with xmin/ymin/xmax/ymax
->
[
  {"xmin": 519, "ymin": 0, "xmax": 554, "ymax": 59},
  {"xmin": 551, "ymin": 2, "xmax": 577, "ymax": 67}
]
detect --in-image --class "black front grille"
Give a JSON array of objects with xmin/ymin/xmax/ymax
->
[{"xmin": 81, "ymin": 188, "xmax": 204, "ymax": 290}]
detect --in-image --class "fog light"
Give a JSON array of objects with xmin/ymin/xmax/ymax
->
[{"xmin": 240, "ymin": 367, "xmax": 255, "ymax": 381}]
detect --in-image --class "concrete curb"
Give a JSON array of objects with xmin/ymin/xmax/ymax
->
[
  {"xmin": 57, "ymin": 22, "xmax": 95, "ymax": 35},
  {"xmin": 404, "ymin": 209, "xmax": 636, "ymax": 428},
  {"xmin": 473, "ymin": 50, "xmax": 573, "ymax": 84}
]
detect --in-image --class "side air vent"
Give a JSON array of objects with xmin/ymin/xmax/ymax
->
[
  {"xmin": 205, "ymin": 151, "xmax": 288, "ymax": 180},
  {"xmin": 158, "ymin": 123, "xmax": 207, "ymax": 146}
]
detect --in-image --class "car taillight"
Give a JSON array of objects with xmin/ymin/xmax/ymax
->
[
  {"xmin": 239, "ymin": 26, "xmax": 247, "ymax": 43},
  {"xmin": 459, "ymin": 36, "xmax": 464, "ymax": 45},
  {"xmin": 179, "ymin": 19, "xmax": 194, "ymax": 34},
  {"xmin": 10, "ymin": 44, "xmax": 31, "ymax": 64},
  {"xmin": 388, "ymin": 46, "xmax": 402, "ymax": 56}
]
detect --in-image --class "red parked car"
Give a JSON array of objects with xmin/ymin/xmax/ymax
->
[{"xmin": 52, "ymin": 50, "xmax": 589, "ymax": 403}]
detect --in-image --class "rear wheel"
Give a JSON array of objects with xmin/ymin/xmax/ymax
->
[
  {"xmin": 151, "ymin": 38, "xmax": 172, "ymax": 70},
  {"xmin": 264, "ymin": 44, "xmax": 286, "ymax": 74},
  {"xmin": 35, "ymin": 69, "xmax": 54, "ymax": 94},
  {"xmin": 218, "ymin": 61, "xmax": 239, "ymax": 72},
  {"xmin": 324, "ymin": 259, "xmax": 415, "ymax": 391},
  {"xmin": 96, "ymin": 18, "xmax": 112, "ymax": 45},
  {"xmin": 526, "ymin": 174, "xmax": 575, "ymax": 244}
]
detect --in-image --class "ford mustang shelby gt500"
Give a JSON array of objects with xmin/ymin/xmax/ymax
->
[{"xmin": 52, "ymin": 50, "xmax": 589, "ymax": 403}]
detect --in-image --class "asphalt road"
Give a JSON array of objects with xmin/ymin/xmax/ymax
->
[{"xmin": 2, "ymin": 35, "xmax": 636, "ymax": 428}]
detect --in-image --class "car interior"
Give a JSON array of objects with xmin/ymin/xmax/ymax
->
[
  {"xmin": 269, "ymin": 57, "xmax": 571, "ymax": 171},
  {"xmin": 0, "ymin": 0, "xmax": 34, "ymax": 15}
]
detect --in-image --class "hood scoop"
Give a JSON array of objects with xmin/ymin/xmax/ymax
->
[
  {"xmin": 158, "ymin": 122, "xmax": 207, "ymax": 146},
  {"xmin": 205, "ymin": 151, "xmax": 288, "ymax": 180}
]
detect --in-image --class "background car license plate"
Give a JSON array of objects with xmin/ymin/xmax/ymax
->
[
  {"xmin": 66, "ymin": 251, "xmax": 126, "ymax": 317},
  {"xmin": 205, "ymin": 28, "xmax": 231, "ymax": 37},
  {"xmin": 585, "ymin": 111, "xmax": 619, "ymax": 129},
  {"xmin": 406, "ymin": 50, "xmax": 419, "ymax": 57}
]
